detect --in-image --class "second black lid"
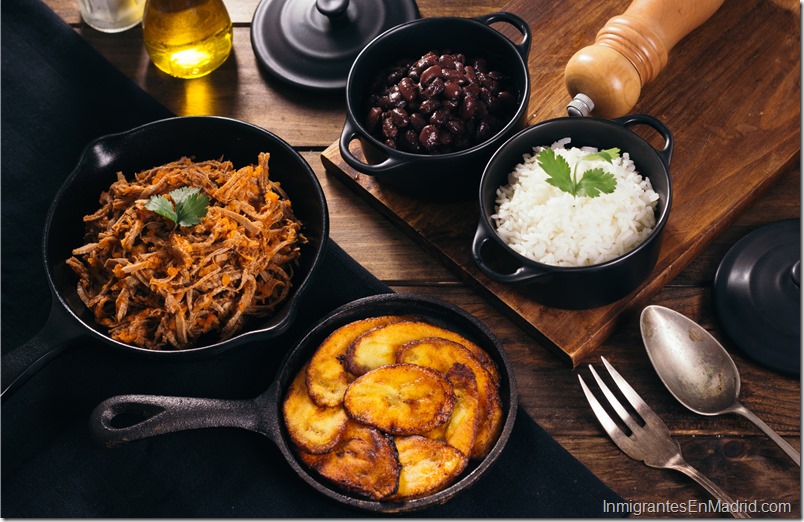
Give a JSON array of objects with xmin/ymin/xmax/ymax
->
[
  {"xmin": 251, "ymin": 0, "xmax": 419, "ymax": 92},
  {"xmin": 713, "ymin": 218, "xmax": 801, "ymax": 376}
]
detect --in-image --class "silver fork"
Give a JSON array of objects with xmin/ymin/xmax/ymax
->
[{"xmin": 579, "ymin": 357, "xmax": 749, "ymax": 519}]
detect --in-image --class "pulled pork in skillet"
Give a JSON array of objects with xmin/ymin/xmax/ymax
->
[{"xmin": 67, "ymin": 153, "xmax": 304, "ymax": 350}]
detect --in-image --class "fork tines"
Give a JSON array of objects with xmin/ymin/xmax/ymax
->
[
  {"xmin": 578, "ymin": 356, "xmax": 679, "ymax": 467},
  {"xmin": 579, "ymin": 357, "xmax": 749, "ymax": 519},
  {"xmin": 580, "ymin": 357, "xmax": 673, "ymax": 439}
]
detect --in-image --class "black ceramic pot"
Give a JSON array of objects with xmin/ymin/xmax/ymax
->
[
  {"xmin": 2, "ymin": 116, "xmax": 329, "ymax": 398},
  {"xmin": 90, "ymin": 293, "xmax": 517, "ymax": 513},
  {"xmin": 472, "ymin": 115, "xmax": 673, "ymax": 309},
  {"xmin": 339, "ymin": 12, "xmax": 531, "ymax": 198}
]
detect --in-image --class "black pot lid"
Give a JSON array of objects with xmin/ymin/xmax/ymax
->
[
  {"xmin": 251, "ymin": 0, "xmax": 419, "ymax": 92},
  {"xmin": 713, "ymin": 218, "xmax": 801, "ymax": 376}
]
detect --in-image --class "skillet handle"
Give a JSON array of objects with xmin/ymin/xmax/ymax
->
[
  {"xmin": 89, "ymin": 393, "xmax": 262, "ymax": 447},
  {"xmin": 1, "ymin": 301, "xmax": 78, "ymax": 402}
]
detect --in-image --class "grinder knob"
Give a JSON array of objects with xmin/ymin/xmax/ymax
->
[{"xmin": 564, "ymin": 0, "xmax": 725, "ymax": 118}]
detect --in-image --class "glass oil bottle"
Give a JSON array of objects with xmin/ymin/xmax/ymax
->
[{"xmin": 142, "ymin": 0, "xmax": 232, "ymax": 79}]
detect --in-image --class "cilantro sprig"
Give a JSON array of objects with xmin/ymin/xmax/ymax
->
[
  {"xmin": 537, "ymin": 147, "xmax": 620, "ymax": 198},
  {"xmin": 145, "ymin": 186, "xmax": 209, "ymax": 228}
]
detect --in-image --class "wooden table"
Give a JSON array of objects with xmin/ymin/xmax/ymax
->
[{"xmin": 44, "ymin": 0, "xmax": 801, "ymax": 517}]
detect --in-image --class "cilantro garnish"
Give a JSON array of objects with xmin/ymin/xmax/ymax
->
[
  {"xmin": 145, "ymin": 186, "xmax": 209, "ymax": 227},
  {"xmin": 537, "ymin": 147, "xmax": 620, "ymax": 198}
]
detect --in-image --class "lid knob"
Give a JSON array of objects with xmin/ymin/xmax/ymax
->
[
  {"xmin": 251, "ymin": 0, "xmax": 417, "ymax": 91},
  {"xmin": 316, "ymin": 0, "xmax": 349, "ymax": 19}
]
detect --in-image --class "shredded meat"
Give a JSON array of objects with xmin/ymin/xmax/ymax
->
[{"xmin": 68, "ymin": 153, "xmax": 305, "ymax": 350}]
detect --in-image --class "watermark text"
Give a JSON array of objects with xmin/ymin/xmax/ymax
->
[{"xmin": 603, "ymin": 499, "xmax": 792, "ymax": 516}]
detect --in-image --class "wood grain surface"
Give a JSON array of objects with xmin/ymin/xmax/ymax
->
[
  {"xmin": 35, "ymin": 0, "xmax": 803, "ymax": 516},
  {"xmin": 321, "ymin": 0, "xmax": 800, "ymax": 365}
]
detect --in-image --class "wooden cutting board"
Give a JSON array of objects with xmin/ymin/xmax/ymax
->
[{"xmin": 321, "ymin": 0, "xmax": 800, "ymax": 366}]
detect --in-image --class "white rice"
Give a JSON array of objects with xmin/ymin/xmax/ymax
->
[{"xmin": 492, "ymin": 138, "xmax": 659, "ymax": 267}]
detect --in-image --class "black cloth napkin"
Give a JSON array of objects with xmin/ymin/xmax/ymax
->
[{"xmin": 1, "ymin": 0, "xmax": 625, "ymax": 517}]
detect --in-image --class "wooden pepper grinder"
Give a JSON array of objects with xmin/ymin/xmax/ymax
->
[{"xmin": 564, "ymin": 0, "xmax": 724, "ymax": 118}]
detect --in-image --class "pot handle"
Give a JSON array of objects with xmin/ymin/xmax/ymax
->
[
  {"xmin": 472, "ymin": 221, "xmax": 550, "ymax": 284},
  {"xmin": 338, "ymin": 118, "xmax": 406, "ymax": 175},
  {"xmin": 613, "ymin": 113, "xmax": 673, "ymax": 167},
  {"xmin": 89, "ymin": 393, "xmax": 263, "ymax": 448},
  {"xmin": 473, "ymin": 12, "xmax": 532, "ymax": 61},
  {"xmin": 1, "ymin": 301, "xmax": 79, "ymax": 402}
]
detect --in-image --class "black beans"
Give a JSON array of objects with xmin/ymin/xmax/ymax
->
[
  {"xmin": 409, "ymin": 112, "xmax": 427, "ymax": 131},
  {"xmin": 382, "ymin": 116, "xmax": 398, "ymax": 139},
  {"xmin": 389, "ymin": 107, "xmax": 410, "ymax": 127},
  {"xmin": 419, "ymin": 98, "xmax": 440, "ymax": 115},
  {"xmin": 460, "ymin": 95, "xmax": 476, "ymax": 120},
  {"xmin": 367, "ymin": 106, "xmax": 383, "ymax": 131},
  {"xmin": 366, "ymin": 50, "xmax": 517, "ymax": 154},
  {"xmin": 420, "ymin": 65, "xmax": 442, "ymax": 86},
  {"xmin": 398, "ymin": 77, "xmax": 416, "ymax": 102},
  {"xmin": 444, "ymin": 81, "xmax": 462, "ymax": 100},
  {"xmin": 419, "ymin": 124, "xmax": 440, "ymax": 151},
  {"xmin": 444, "ymin": 118, "xmax": 465, "ymax": 136}
]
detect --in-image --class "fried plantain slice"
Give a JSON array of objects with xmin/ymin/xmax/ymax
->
[
  {"xmin": 344, "ymin": 319, "xmax": 500, "ymax": 384},
  {"xmin": 298, "ymin": 419, "xmax": 401, "ymax": 500},
  {"xmin": 424, "ymin": 422, "xmax": 448, "ymax": 441},
  {"xmin": 283, "ymin": 364, "xmax": 348, "ymax": 454},
  {"xmin": 473, "ymin": 388, "xmax": 504, "ymax": 461},
  {"xmin": 306, "ymin": 315, "xmax": 403, "ymax": 407},
  {"xmin": 391, "ymin": 435, "xmax": 468, "ymax": 500},
  {"xmin": 432, "ymin": 363, "xmax": 480, "ymax": 457},
  {"xmin": 343, "ymin": 363, "xmax": 455, "ymax": 435},
  {"xmin": 397, "ymin": 337, "xmax": 502, "ymax": 459}
]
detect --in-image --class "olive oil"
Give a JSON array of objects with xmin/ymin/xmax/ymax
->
[{"xmin": 142, "ymin": 0, "xmax": 232, "ymax": 79}]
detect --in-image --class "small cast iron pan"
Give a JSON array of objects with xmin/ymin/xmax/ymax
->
[
  {"xmin": 89, "ymin": 293, "xmax": 518, "ymax": 513},
  {"xmin": 472, "ymin": 114, "xmax": 672, "ymax": 309},
  {"xmin": 338, "ymin": 12, "xmax": 532, "ymax": 197},
  {"xmin": 1, "ymin": 116, "xmax": 329, "ymax": 400}
]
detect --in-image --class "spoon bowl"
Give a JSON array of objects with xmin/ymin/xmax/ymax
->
[{"xmin": 640, "ymin": 305, "xmax": 800, "ymax": 466}]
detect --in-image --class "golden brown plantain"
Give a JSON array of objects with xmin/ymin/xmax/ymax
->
[
  {"xmin": 397, "ymin": 337, "xmax": 502, "ymax": 459},
  {"xmin": 306, "ymin": 315, "xmax": 403, "ymax": 407},
  {"xmin": 473, "ymin": 389, "xmax": 504, "ymax": 460},
  {"xmin": 437, "ymin": 363, "xmax": 480, "ymax": 457},
  {"xmin": 391, "ymin": 435, "xmax": 468, "ymax": 499},
  {"xmin": 283, "ymin": 364, "xmax": 348, "ymax": 454},
  {"xmin": 344, "ymin": 319, "xmax": 499, "ymax": 384},
  {"xmin": 298, "ymin": 419, "xmax": 401, "ymax": 500},
  {"xmin": 343, "ymin": 363, "xmax": 455, "ymax": 435}
]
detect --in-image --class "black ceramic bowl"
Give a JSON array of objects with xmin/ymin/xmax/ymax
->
[
  {"xmin": 339, "ymin": 12, "xmax": 531, "ymax": 197},
  {"xmin": 2, "ymin": 116, "xmax": 329, "ymax": 397},
  {"xmin": 91, "ymin": 293, "xmax": 518, "ymax": 513},
  {"xmin": 472, "ymin": 115, "xmax": 673, "ymax": 309}
]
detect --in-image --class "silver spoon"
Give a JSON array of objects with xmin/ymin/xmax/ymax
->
[{"xmin": 640, "ymin": 305, "xmax": 800, "ymax": 466}]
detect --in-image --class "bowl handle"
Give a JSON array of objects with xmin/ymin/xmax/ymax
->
[
  {"xmin": 613, "ymin": 113, "xmax": 674, "ymax": 167},
  {"xmin": 473, "ymin": 12, "xmax": 532, "ymax": 61},
  {"xmin": 338, "ymin": 118, "xmax": 406, "ymax": 175},
  {"xmin": 472, "ymin": 221, "xmax": 550, "ymax": 284}
]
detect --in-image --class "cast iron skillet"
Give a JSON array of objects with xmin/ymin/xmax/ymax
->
[
  {"xmin": 89, "ymin": 293, "xmax": 518, "ymax": 513},
  {"xmin": 1, "ymin": 116, "xmax": 329, "ymax": 400}
]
